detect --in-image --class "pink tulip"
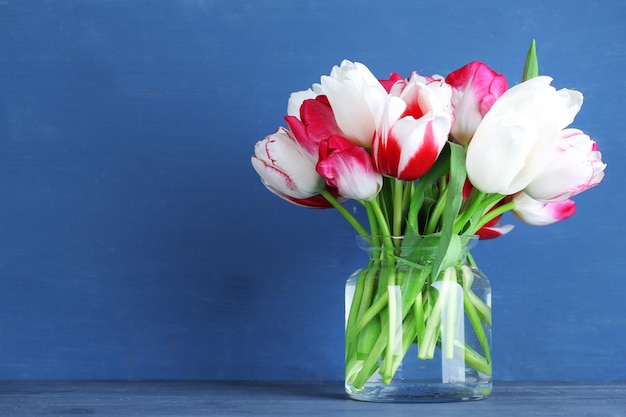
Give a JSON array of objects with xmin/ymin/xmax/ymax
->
[
  {"xmin": 524, "ymin": 129, "xmax": 606, "ymax": 202},
  {"xmin": 316, "ymin": 135, "xmax": 383, "ymax": 201},
  {"xmin": 445, "ymin": 61, "xmax": 508, "ymax": 144},
  {"xmin": 372, "ymin": 72, "xmax": 453, "ymax": 180},
  {"xmin": 512, "ymin": 192, "xmax": 576, "ymax": 225},
  {"xmin": 251, "ymin": 128, "xmax": 330, "ymax": 207}
]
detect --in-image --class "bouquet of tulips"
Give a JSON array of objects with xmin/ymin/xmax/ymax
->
[{"xmin": 251, "ymin": 42, "xmax": 606, "ymax": 388}]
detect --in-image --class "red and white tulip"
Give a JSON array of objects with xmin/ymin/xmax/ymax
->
[{"xmin": 371, "ymin": 72, "xmax": 454, "ymax": 181}]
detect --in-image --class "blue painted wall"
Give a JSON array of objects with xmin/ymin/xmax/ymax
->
[{"xmin": 0, "ymin": 0, "xmax": 624, "ymax": 381}]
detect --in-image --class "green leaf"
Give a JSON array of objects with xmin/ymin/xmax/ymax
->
[
  {"xmin": 430, "ymin": 142, "xmax": 467, "ymax": 280},
  {"xmin": 522, "ymin": 39, "xmax": 538, "ymax": 81}
]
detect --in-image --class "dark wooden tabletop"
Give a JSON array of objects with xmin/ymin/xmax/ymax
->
[{"xmin": 1, "ymin": 380, "xmax": 625, "ymax": 417}]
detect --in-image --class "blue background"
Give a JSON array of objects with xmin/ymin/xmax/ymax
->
[{"xmin": 0, "ymin": 0, "xmax": 624, "ymax": 381}]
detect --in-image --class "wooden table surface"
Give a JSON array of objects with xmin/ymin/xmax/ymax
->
[{"xmin": 1, "ymin": 380, "xmax": 625, "ymax": 417}]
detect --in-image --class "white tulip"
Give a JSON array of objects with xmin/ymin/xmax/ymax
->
[{"xmin": 466, "ymin": 76, "xmax": 583, "ymax": 195}]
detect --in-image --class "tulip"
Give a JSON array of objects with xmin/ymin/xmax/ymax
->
[
  {"xmin": 287, "ymin": 84, "xmax": 323, "ymax": 119},
  {"xmin": 524, "ymin": 129, "xmax": 606, "ymax": 202},
  {"xmin": 512, "ymin": 192, "xmax": 576, "ymax": 225},
  {"xmin": 320, "ymin": 60, "xmax": 387, "ymax": 147},
  {"xmin": 466, "ymin": 76, "xmax": 583, "ymax": 196},
  {"xmin": 476, "ymin": 223, "xmax": 514, "ymax": 240},
  {"xmin": 379, "ymin": 72, "xmax": 405, "ymax": 94},
  {"xmin": 316, "ymin": 135, "xmax": 383, "ymax": 201},
  {"xmin": 371, "ymin": 72, "xmax": 453, "ymax": 180},
  {"xmin": 284, "ymin": 96, "xmax": 343, "ymax": 162},
  {"xmin": 251, "ymin": 128, "xmax": 328, "ymax": 207},
  {"xmin": 445, "ymin": 61, "xmax": 508, "ymax": 144}
]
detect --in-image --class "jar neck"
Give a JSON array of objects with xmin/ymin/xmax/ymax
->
[{"xmin": 357, "ymin": 234, "xmax": 476, "ymax": 264}]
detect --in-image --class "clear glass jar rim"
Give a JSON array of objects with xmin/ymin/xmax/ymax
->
[{"xmin": 355, "ymin": 234, "xmax": 478, "ymax": 251}]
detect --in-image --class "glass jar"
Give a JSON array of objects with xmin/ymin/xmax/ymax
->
[{"xmin": 345, "ymin": 235, "xmax": 492, "ymax": 402}]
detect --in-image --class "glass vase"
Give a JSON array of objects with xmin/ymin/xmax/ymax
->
[{"xmin": 344, "ymin": 235, "xmax": 492, "ymax": 402}]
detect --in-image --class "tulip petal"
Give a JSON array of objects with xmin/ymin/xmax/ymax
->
[
  {"xmin": 320, "ymin": 60, "xmax": 387, "ymax": 147},
  {"xmin": 513, "ymin": 192, "xmax": 576, "ymax": 225},
  {"xmin": 372, "ymin": 73, "xmax": 452, "ymax": 181},
  {"xmin": 465, "ymin": 76, "xmax": 578, "ymax": 195},
  {"xmin": 446, "ymin": 61, "xmax": 508, "ymax": 144},
  {"xmin": 467, "ymin": 112, "xmax": 557, "ymax": 194},
  {"xmin": 390, "ymin": 118, "xmax": 443, "ymax": 180},
  {"xmin": 379, "ymin": 72, "xmax": 405, "ymax": 93},
  {"xmin": 316, "ymin": 135, "xmax": 382, "ymax": 201},
  {"xmin": 287, "ymin": 88, "xmax": 318, "ymax": 118},
  {"xmin": 285, "ymin": 96, "xmax": 343, "ymax": 159},
  {"xmin": 525, "ymin": 129, "xmax": 606, "ymax": 201},
  {"xmin": 476, "ymin": 224, "xmax": 514, "ymax": 240},
  {"xmin": 251, "ymin": 128, "xmax": 325, "ymax": 200}
]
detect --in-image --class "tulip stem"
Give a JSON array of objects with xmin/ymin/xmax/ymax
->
[
  {"xmin": 454, "ymin": 189, "xmax": 485, "ymax": 234},
  {"xmin": 393, "ymin": 180, "xmax": 404, "ymax": 237},
  {"xmin": 366, "ymin": 199, "xmax": 394, "ymax": 250},
  {"xmin": 425, "ymin": 181, "xmax": 447, "ymax": 234},
  {"xmin": 471, "ymin": 200, "xmax": 515, "ymax": 235},
  {"xmin": 364, "ymin": 203, "xmax": 380, "ymax": 239},
  {"xmin": 320, "ymin": 188, "xmax": 369, "ymax": 237}
]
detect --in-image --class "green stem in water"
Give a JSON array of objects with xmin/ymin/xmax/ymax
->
[
  {"xmin": 460, "ymin": 342, "xmax": 492, "ymax": 376},
  {"xmin": 350, "ymin": 322, "xmax": 389, "ymax": 388},
  {"xmin": 320, "ymin": 188, "xmax": 369, "ymax": 237},
  {"xmin": 345, "ymin": 266, "xmax": 374, "ymax": 362},
  {"xmin": 460, "ymin": 265, "xmax": 492, "ymax": 366}
]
